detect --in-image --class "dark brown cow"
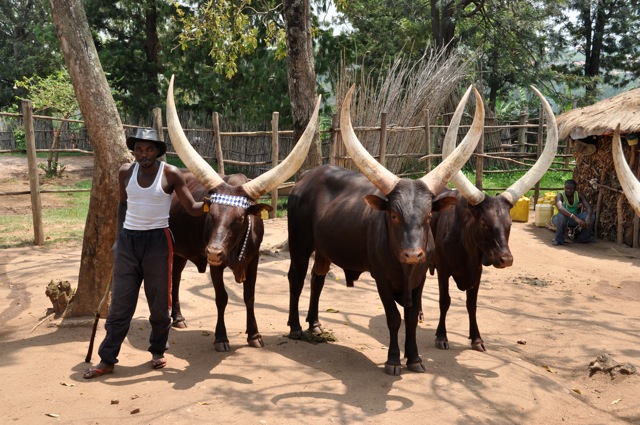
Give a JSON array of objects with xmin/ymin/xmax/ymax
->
[
  {"xmin": 287, "ymin": 85, "xmax": 484, "ymax": 375},
  {"xmin": 428, "ymin": 87, "xmax": 558, "ymax": 351},
  {"xmin": 166, "ymin": 76, "xmax": 321, "ymax": 351}
]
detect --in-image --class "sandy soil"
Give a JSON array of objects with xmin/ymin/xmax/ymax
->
[{"xmin": 0, "ymin": 155, "xmax": 639, "ymax": 424}]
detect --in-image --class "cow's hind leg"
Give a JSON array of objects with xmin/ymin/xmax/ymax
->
[
  {"xmin": 286, "ymin": 239, "xmax": 313, "ymax": 339},
  {"xmin": 435, "ymin": 272, "xmax": 451, "ymax": 349},
  {"xmin": 306, "ymin": 254, "xmax": 331, "ymax": 334},
  {"xmin": 210, "ymin": 266, "xmax": 230, "ymax": 352},
  {"xmin": 243, "ymin": 256, "xmax": 264, "ymax": 348},
  {"xmin": 171, "ymin": 256, "xmax": 189, "ymax": 328},
  {"xmin": 466, "ymin": 282, "xmax": 485, "ymax": 352},
  {"xmin": 404, "ymin": 283, "xmax": 426, "ymax": 373}
]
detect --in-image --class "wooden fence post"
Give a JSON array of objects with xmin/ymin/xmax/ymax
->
[
  {"xmin": 22, "ymin": 99, "xmax": 45, "ymax": 245},
  {"xmin": 330, "ymin": 113, "xmax": 339, "ymax": 165},
  {"xmin": 152, "ymin": 107, "xmax": 165, "ymax": 162},
  {"xmin": 379, "ymin": 112, "xmax": 387, "ymax": 167},
  {"xmin": 270, "ymin": 111, "xmax": 279, "ymax": 218},
  {"xmin": 424, "ymin": 108, "xmax": 431, "ymax": 173},
  {"xmin": 517, "ymin": 109, "xmax": 528, "ymax": 153},
  {"xmin": 475, "ymin": 132, "xmax": 484, "ymax": 191},
  {"xmin": 212, "ymin": 112, "xmax": 224, "ymax": 175}
]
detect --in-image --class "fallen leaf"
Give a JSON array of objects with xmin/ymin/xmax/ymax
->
[
  {"xmin": 542, "ymin": 365, "xmax": 556, "ymax": 373},
  {"xmin": 197, "ymin": 401, "xmax": 212, "ymax": 405},
  {"xmin": 571, "ymin": 388, "xmax": 581, "ymax": 394},
  {"xmin": 326, "ymin": 308, "xmax": 339, "ymax": 313},
  {"xmin": 46, "ymin": 413, "xmax": 60, "ymax": 418},
  {"xmin": 612, "ymin": 399, "xmax": 622, "ymax": 405},
  {"xmin": 131, "ymin": 408, "xmax": 140, "ymax": 414},
  {"xmin": 60, "ymin": 381, "xmax": 75, "ymax": 387}
]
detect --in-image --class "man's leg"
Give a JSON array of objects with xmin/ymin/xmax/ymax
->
[
  {"xmin": 551, "ymin": 213, "xmax": 567, "ymax": 245},
  {"xmin": 98, "ymin": 231, "xmax": 143, "ymax": 365},
  {"xmin": 575, "ymin": 211, "xmax": 594, "ymax": 242},
  {"xmin": 141, "ymin": 229, "xmax": 173, "ymax": 361}
]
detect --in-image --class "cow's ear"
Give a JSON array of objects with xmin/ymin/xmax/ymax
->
[
  {"xmin": 363, "ymin": 194, "xmax": 388, "ymax": 211},
  {"xmin": 433, "ymin": 193, "xmax": 459, "ymax": 212},
  {"xmin": 248, "ymin": 204, "xmax": 273, "ymax": 216}
]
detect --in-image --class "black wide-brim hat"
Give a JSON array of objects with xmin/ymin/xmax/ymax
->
[{"xmin": 126, "ymin": 128, "xmax": 167, "ymax": 157}]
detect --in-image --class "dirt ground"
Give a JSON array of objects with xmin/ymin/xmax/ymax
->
[{"xmin": 1, "ymin": 155, "xmax": 639, "ymax": 424}]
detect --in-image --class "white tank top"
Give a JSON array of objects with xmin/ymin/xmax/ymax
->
[{"xmin": 123, "ymin": 161, "xmax": 172, "ymax": 230}]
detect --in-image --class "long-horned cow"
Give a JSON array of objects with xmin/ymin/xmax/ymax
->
[
  {"xmin": 286, "ymin": 85, "xmax": 484, "ymax": 375},
  {"xmin": 166, "ymin": 76, "xmax": 321, "ymax": 351},
  {"xmin": 612, "ymin": 124, "xmax": 640, "ymax": 216},
  {"xmin": 428, "ymin": 86, "xmax": 558, "ymax": 351}
]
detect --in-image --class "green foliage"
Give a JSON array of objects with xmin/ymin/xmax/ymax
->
[
  {"xmin": 38, "ymin": 161, "xmax": 66, "ymax": 178},
  {"xmin": 174, "ymin": 1, "xmax": 282, "ymax": 79},
  {"xmin": 0, "ymin": 0, "xmax": 63, "ymax": 109},
  {"xmin": 14, "ymin": 70, "xmax": 79, "ymax": 119}
]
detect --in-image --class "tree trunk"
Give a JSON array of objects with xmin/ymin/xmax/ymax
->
[
  {"xmin": 49, "ymin": 0, "xmax": 132, "ymax": 317},
  {"xmin": 282, "ymin": 0, "xmax": 320, "ymax": 177}
]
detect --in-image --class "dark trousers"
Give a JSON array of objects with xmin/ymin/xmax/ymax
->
[
  {"xmin": 551, "ymin": 211, "xmax": 594, "ymax": 243},
  {"xmin": 98, "ymin": 227, "xmax": 173, "ymax": 365}
]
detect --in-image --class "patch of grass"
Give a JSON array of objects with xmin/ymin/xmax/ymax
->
[{"xmin": 0, "ymin": 179, "xmax": 91, "ymax": 248}]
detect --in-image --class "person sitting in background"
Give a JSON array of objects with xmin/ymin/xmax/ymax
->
[{"xmin": 551, "ymin": 179, "xmax": 594, "ymax": 246}]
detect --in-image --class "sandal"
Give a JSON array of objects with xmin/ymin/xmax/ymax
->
[
  {"xmin": 151, "ymin": 355, "xmax": 167, "ymax": 369},
  {"xmin": 83, "ymin": 362, "xmax": 114, "ymax": 379}
]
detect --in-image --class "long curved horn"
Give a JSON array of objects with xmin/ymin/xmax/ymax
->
[
  {"xmin": 167, "ymin": 75, "xmax": 225, "ymax": 191},
  {"xmin": 420, "ymin": 86, "xmax": 483, "ymax": 194},
  {"xmin": 241, "ymin": 95, "xmax": 321, "ymax": 199},
  {"xmin": 499, "ymin": 86, "xmax": 558, "ymax": 204},
  {"xmin": 612, "ymin": 124, "xmax": 640, "ymax": 216},
  {"xmin": 441, "ymin": 86, "xmax": 486, "ymax": 205},
  {"xmin": 340, "ymin": 84, "xmax": 400, "ymax": 195}
]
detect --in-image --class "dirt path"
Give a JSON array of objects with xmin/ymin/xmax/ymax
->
[{"xmin": 0, "ymin": 155, "xmax": 639, "ymax": 424}]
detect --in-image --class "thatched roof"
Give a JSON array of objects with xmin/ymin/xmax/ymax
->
[{"xmin": 556, "ymin": 88, "xmax": 640, "ymax": 140}]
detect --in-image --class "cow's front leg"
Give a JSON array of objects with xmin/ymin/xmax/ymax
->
[
  {"xmin": 435, "ymin": 273, "xmax": 452, "ymax": 349},
  {"xmin": 375, "ymin": 280, "xmax": 403, "ymax": 376},
  {"xmin": 210, "ymin": 266, "xmax": 230, "ymax": 352},
  {"xmin": 171, "ymin": 256, "xmax": 189, "ymax": 328},
  {"xmin": 243, "ymin": 256, "xmax": 264, "ymax": 348},
  {"xmin": 466, "ymin": 282, "xmax": 485, "ymax": 352},
  {"xmin": 404, "ymin": 283, "xmax": 425, "ymax": 373}
]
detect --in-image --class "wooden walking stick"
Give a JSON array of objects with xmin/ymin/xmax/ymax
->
[{"xmin": 85, "ymin": 279, "xmax": 112, "ymax": 363}]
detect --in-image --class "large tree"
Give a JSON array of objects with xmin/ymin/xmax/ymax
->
[
  {"xmin": 552, "ymin": 0, "xmax": 640, "ymax": 104},
  {"xmin": 0, "ymin": 0, "xmax": 62, "ymax": 108},
  {"xmin": 48, "ymin": 0, "xmax": 131, "ymax": 317},
  {"xmin": 282, "ymin": 0, "xmax": 320, "ymax": 173}
]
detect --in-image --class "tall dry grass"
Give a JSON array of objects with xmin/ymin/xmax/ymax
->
[{"xmin": 335, "ymin": 47, "xmax": 473, "ymax": 175}]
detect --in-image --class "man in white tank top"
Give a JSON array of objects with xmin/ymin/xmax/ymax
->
[{"xmin": 84, "ymin": 128, "xmax": 208, "ymax": 379}]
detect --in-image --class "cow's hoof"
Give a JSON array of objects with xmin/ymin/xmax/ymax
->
[
  {"xmin": 248, "ymin": 335, "xmax": 265, "ymax": 348},
  {"xmin": 172, "ymin": 318, "xmax": 187, "ymax": 329},
  {"xmin": 471, "ymin": 339, "xmax": 486, "ymax": 352},
  {"xmin": 287, "ymin": 329, "xmax": 303, "ymax": 340},
  {"xmin": 309, "ymin": 321, "xmax": 324, "ymax": 334},
  {"xmin": 407, "ymin": 361, "xmax": 426, "ymax": 373},
  {"xmin": 435, "ymin": 338, "xmax": 449, "ymax": 350},
  {"xmin": 214, "ymin": 341, "xmax": 230, "ymax": 352},
  {"xmin": 384, "ymin": 363, "xmax": 402, "ymax": 376}
]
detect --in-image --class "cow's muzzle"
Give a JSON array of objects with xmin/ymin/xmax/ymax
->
[
  {"xmin": 206, "ymin": 245, "xmax": 226, "ymax": 266},
  {"xmin": 400, "ymin": 248, "xmax": 426, "ymax": 264}
]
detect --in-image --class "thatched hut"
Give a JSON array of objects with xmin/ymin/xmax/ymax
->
[{"xmin": 556, "ymin": 88, "xmax": 640, "ymax": 247}]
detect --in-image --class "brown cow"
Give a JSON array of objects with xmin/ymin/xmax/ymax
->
[
  {"xmin": 286, "ymin": 85, "xmax": 484, "ymax": 375},
  {"xmin": 166, "ymin": 76, "xmax": 321, "ymax": 351},
  {"xmin": 428, "ymin": 86, "xmax": 558, "ymax": 351}
]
